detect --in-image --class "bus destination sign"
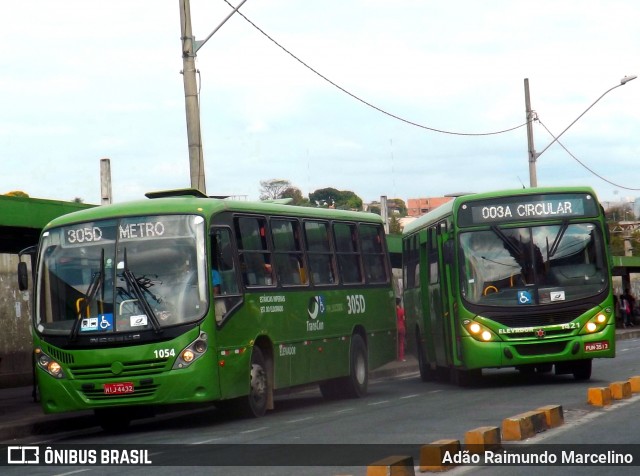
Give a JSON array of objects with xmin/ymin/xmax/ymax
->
[{"xmin": 457, "ymin": 193, "xmax": 599, "ymax": 227}]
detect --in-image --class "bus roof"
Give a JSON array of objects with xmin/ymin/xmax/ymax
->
[
  {"xmin": 44, "ymin": 193, "xmax": 385, "ymax": 229},
  {"xmin": 402, "ymin": 186, "xmax": 599, "ymax": 235}
]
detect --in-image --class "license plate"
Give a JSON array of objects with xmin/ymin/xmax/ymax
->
[
  {"xmin": 103, "ymin": 382, "xmax": 134, "ymax": 395},
  {"xmin": 584, "ymin": 341, "xmax": 609, "ymax": 352}
]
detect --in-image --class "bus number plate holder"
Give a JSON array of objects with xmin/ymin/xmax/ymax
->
[
  {"xmin": 584, "ymin": 341, "xmax": 609, "ymax": 352},
  {"xmin": 103, "ymin": 382, "xmax": 134, "ymax": 395}
]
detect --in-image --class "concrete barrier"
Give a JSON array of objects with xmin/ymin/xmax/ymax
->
[
  {"xmin": 367, "ymin": 455, "xmax": 415, "ymax": 476},
  {"xmin": 609, "ymin": 381, "xmax": 632, "ymax": 400},
  {"xmin": 464, "ymin": 426, "xmax": 501, "ymax": 453},
  {"xmin": 536, "ymin": 405, "xmax": 564, "ymax": 428},
  {"xmin": 501, "ymin": 410, "xmax": 547, "ymax": 441},
  {"xmin": 587, "ymin": 387, "xmax": 612, "ymax": 406},
  {"xmin": 629, "ymin": 376, "xmax": 640, "ymax": 393},
  {"xmin": 419, "ymin": 439, "xmax": 460, "ymax": 472}
]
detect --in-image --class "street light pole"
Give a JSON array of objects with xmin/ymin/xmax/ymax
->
[{"xmin": 525, "ymin": 75, "xmax": 637, "ymax": 188}]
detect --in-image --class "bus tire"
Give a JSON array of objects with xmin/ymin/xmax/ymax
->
[
  {"xmin": 416, "ymin": 334, "xmax": 435, "ymax": 382},
  {"xmin": 237, "ymin": 346, "xmax": 269, "ymax": 417},
  {"xmin": 320, "ymin": 334, "xmax": 368, "ymax": 399},
  {"xmin": 451, "ymin": 367, "xmax": 481, "ymax": 387},
  {"xmin": 95, "ymin": 408, "xmax": 132, "ymax": 432},
  {"xmin": 343, "ymin": 334, "xmax": 369, "ymax": 398},
  {"xmin": 319, "ymin": 379, "xmax": 341, "ymax": 399},
  {"xmin": 572, "ymin": 359, "xmax": 592, "ymax": 380}
]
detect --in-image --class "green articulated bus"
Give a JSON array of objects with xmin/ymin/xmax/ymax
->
[
  {"xmin": 402, "ymin": 187, "xmax": 615, "ymax": 386},
  {"xmin": 21, "ymin": 189, "xmax": 397, "ymax": 429}
]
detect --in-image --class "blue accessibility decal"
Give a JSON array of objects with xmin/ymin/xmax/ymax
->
[{"xmin": 517, "ymin": 291, "xmax": 533, "ymax": 305}]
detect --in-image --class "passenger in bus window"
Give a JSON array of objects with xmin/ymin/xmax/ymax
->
[{"xmin": 212, "ymin": 269, "xmax": 221, "ymax": 295}]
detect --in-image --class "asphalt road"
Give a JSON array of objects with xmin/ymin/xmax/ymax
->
[{"xmin": 3, "ymin": 336, "xmax": 640, "ymax": 475}]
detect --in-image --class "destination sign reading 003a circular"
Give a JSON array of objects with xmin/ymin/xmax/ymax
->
[{"xmin": 457, "ymin": 193, "xmax": 598, "ymax": 227}]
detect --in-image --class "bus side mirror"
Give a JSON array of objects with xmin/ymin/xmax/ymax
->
[{"xmin": 17, "ymin": 261, "xmax": 29, "ymax": 291}]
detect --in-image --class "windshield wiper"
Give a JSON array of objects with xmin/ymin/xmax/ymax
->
[
  {"xmin": 122, "ymin": 249, "xmax": 162, "ymax": 333},
  {"xmin": 70, "ymin": 248, "xmax": 104, "ymax": 342},
  {"xmin": 547, "ymin": 219, "xmax": 569, "ymax": 259}
]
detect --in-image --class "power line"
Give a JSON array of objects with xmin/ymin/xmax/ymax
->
[
  {"xmin": 223, "ymin": 0, "xmax": 528, "ymax": 136},
  {"xmin": 537, "ymin": 119, "xmax": 640, "ymax": 191}
]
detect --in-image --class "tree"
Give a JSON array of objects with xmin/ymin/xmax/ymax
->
[
  {"xmin": 389, "ymin": 215, "xmax": 403, "ymax": 234},
  {"xmin": 281, "ymin": 187, "xmax": 311, "ymax": 206},
  {"xmin": 5, "ymin": 190, "xmax": 29, "ymax": 198},
  {"xmin": 259, "ymin": 179, "xmax": 292, "ymax": 200},
  {"xmin": 309, "ymin": 188, "xmax": 363, "ymax": 210}
]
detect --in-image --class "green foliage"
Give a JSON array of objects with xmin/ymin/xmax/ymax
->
[
  {"xmin": 5, "ymin": 190, "xmax": 29, "ymax": 198},
  {"xmin": 309, "ymin": 187, "xmax": 363, "ymax": 210},
  {"xmin": 389, "ymin": 215, "xmax": 402, "ymax": 234},
  {"xmin": 281, "ymin": 187, "xmax": 311, "ymax": 206}
]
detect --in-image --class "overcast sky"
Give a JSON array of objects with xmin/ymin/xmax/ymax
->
[{"xmin": 2, "ymin": 1, "xmax": 639, "ymax": 207}]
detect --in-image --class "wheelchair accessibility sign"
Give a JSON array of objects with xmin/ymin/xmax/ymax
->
[
  {"xmin": 80, "ymin": 313, "xmax": 114, "ymax": 332},
  {"xmin": 517, "ymin": 290, "xmax": 533, "ymax": 305}
]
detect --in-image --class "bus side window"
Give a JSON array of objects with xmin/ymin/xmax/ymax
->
[
  {"xmin": 235, "ymin": 216, "xmax": 275, "ymax": 287},
  {"xmin": 271, "ymin": 218, "xmax": 308, "ymax": 286},
  {"xmin": 360, "ymin": 224, "xmax": 388, "ymax": 284},
  {"xmin": 334, "ymin": 222, "xmax": 363, "ymax": 284},
  {"xmin": 212, "ymin": 228, "xmax": 239, "ymax": 295},
  {"xmin": 304, "ymin": 220, "xmax": 335, "ymax": 285}
]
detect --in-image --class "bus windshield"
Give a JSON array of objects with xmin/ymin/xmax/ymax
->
[
  {"xmin": 35, "ymin": 214, "xmax": 208, "ymax": 337},
  {"xmin": 458, "ymin": 222, "xmax": 608, "ymax": 306}
]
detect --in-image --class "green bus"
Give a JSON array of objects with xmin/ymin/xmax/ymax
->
[
  {"xmin": 21, "ymin": 189, "xmax": 396, "ymax": 429},
  {"xmin": 402, "ymin": 187, "xmax": 615, "ymax": 385}
]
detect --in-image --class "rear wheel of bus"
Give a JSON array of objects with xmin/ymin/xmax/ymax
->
[{"xmin": 319, "ymin": 333, "xmax": 368, "ymax": 399}]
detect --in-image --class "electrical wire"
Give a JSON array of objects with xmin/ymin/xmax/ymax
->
[
  {"xmin": 537, "ymin": 119, "xmax": 640, "ymax": 191},
  {"xmin": 223, "ymin": 0, "xmax": 529, "ymax": 136}
]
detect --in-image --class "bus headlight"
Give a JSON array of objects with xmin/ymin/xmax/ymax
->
[
  {"xmin": 35, "ymin": 348, "xmax": 65, "ymax": 379},
  {"xmin": 582, "ymin": 312, "xmax": 609, "ymax": 334},
  {"xmin": 463, "ymin": 320, "xmax": 495, "ymax": 342},
  {"xmin": 172, "ymin": 332, "xmax": 208, "ymax": 369}
]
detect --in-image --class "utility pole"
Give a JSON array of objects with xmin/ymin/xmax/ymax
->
[
  {"xmin": 524, "ymin": 78, "xmax": 537, "ymax": 188},
  {"xmin": 179, "ymin": 0, "xmax": 206, "ymax": 194},
  {"xmin": 100, "ymin": 158, "xmax": 112, "ymax": 205}
]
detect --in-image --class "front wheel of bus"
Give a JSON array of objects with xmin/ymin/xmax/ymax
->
[
  {"xmin": 572, "ymin": 359, "xmax": 592, "ymax": 380},
  {"xmin": 95, "ymin": 409, "xmax": 132, "ymax": 432},
  {"xmin": 416, "ymin": 333, "xmax": 435, "ymax": 382},
  {"xmin": 242, "ymin": 346, "xmax": 269, "ymax": 417}
]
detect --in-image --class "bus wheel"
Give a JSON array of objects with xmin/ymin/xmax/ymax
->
[
  {"xmin": 319, "ymin": 379, "xmax": 341, "ymax": 399},
  {"xmin": 95, "ymin": 409, "xmax": 132, "ymax": 432},
  {"xmin": 343, "ymin": 334, "xmax": 369, "ymax": 398},
  {"xmin": 572, "ymin": 359, "xmax": 592, "ymax": 380},
  {"xmin": 451, "ymin": 368, "xmax": 481, "ymax": 387},
  {"xmin": 242, "ymin": 346, "xmax": 269, "ymax": 417},
  {"xmin": 416, "ymin": 334, "xmax": 435, "ymax": 382}
]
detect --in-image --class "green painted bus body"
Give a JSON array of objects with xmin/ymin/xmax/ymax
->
[
  {"xmin": 402, "ymin": 187, "xmax": 615, "ymax": 381},
  {"xmin": 32, "ymin": 193, "xmax": 396, "ymax": 416}
]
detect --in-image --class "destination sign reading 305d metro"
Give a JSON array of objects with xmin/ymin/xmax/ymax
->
[{"xmin": 457, "ymin": 193, "xmax": 599, "ymax": 227}]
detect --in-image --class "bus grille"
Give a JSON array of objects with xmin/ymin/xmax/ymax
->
[
  {"xmin": 43, "ymin": 345, "xmax": 75, "ymax": 364},
  {"xmin": 514, "ymin": 342, "xmax": 567, "ymax": 356},
  {"xmin": 69, "ymin": 359, "xmax": 169, "ymax": 380},
  {"xmin": 483, "ymin": 305, "xmax": 592, "ymax": 327}
]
